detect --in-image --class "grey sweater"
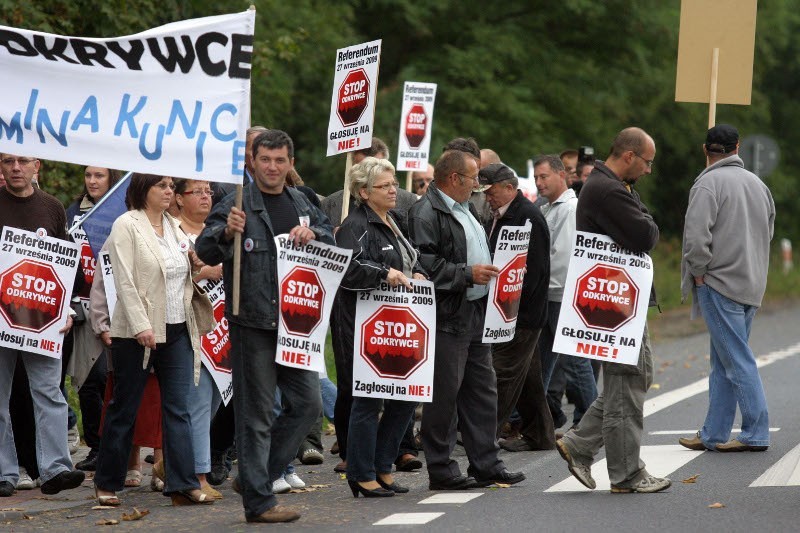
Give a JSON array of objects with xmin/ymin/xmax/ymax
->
[{"xmin": 681, "ymin": 155, "xmax": 775, "ymax": 308}]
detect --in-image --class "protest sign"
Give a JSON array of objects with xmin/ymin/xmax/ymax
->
[
  {"xmin": 326, "ymin": 40, "xmax": 382, "ymax": 157},
  {"xmin": 196, "ymin": 277, "xmax": 232, "ymax": 405},
  {"xmin": 396, "ymin": 81, "xmax": 437, "ymax": 172},
  {"xmin": 98, "ymin": 250, "xmax": 117, "ymax": 318},
  {"xmin": 553, "ymin": 231, "xmax": 653, "ymax": 366},
  {"xmin": 274, "ymin": 236, "xmax": 351, "ymax": 373},
  {"xmin": 0, "ymin": 227, "xmax": 79, "ymax": 358},
  {"xmin": 0, "ymin": 11, "xmax": 254, "ymax": 183},
  {"xmin": 483, "ymin": 221, "xmax": 531, "ymax": 343},
  {"xmin": 352, "ymin": 280, "xmax": 436, "ymax": 402},
  {"xmin": 69, "ymin": 216, "xmax": 96, "ymax": 314}
]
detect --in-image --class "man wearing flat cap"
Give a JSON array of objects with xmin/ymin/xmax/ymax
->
[
  {"xmin": 479, "ymin": 163, "xmax": 554, "ymax": 453},
  {"xmin": 679, "ymin": 124, "xmax": 775, "ymax": 453}
]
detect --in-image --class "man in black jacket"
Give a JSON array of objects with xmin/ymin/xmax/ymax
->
[
  {"xmin": 556, "ymin": 127, "xmax": 670, "ymax": 494},
  {"xmin": 408, "ymin": 150, "xmax": 524, "ymax": 490},
  {"xmin": 478, "ymin": 164, "xmax": 555, "ymax": 453}
]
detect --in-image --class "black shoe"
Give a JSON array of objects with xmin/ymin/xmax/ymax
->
[
  {"xmin": 394, "ymin": 454, "xmax": 423, "ymax": 472},
  {"xmin": 377, "ymin": 477, "xmax": 409, "ymax": 493},
  {"xmin": 473, "ymin": 469, "xmax": 526, "ymax": 487},
  {"xmin": 348, "ymin": 479, "xmax": 394, "ymax": 498},
  {"xmin": 207, "ymin": 453, "xmax": 229, "ymax": 486},
  {"xmin": 428, "ymin": 474, "xmax": 478, "ymax": 490},
  {"xmin": 144, "ymin": 454, "xmax": 155, "ymax": 465},
  {"xmin": 40, "ymin": 470, "xmax": 85, "ymax": 495},
  {"xmin": 0, "ymin": 481, "xmax": 14, "ymax": 497},
  {"xmin": 499, "ymin": 437, "xmax": 537, "ymax": 452},
  {"xmin": 76, "ymin": 449, "xmax": 98, "ymax": 471}
]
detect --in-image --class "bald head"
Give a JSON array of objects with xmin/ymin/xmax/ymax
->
[
  {"xmin": 608, "ymin": 127, "xmax": 653, "ymax": 159},
  {"xmin": 480, "ymin": 148, "xmax": 501, "ymax": 169},
  {"xmin": 604, "ymin": 127, "xmax": 655, "ymax": 185}
]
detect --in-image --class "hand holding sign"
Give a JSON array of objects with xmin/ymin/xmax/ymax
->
[
  {"xmin": 471, "ymin": 264, "xmax": 500, "ymax": 285},
  {"xmin": 288, "ymin": 226, "xmax": 316, "ymax": 246},
  {"xmin": 386, "ymin": 268, "xmax": 412, "ymax": 290}
]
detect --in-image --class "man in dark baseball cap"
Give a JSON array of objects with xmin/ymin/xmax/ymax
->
[{"xmin": 705, "ymin": 124, "xmax": 739, "ymax": 154}]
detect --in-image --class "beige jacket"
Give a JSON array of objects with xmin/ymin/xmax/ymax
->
[{"xmin": 107, "ymin": 210, "xmax": 209, "ymax": 384}]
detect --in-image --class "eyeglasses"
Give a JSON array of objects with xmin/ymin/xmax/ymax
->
[
  {"xmin": 1, "ymin": 157, "xmax": 36, "ymax": 166},
  {"xmin": 456, "ymin": 172, "xmax": 479, "ymax": 183},
  {"xmin": 633, "ymin": 153, "xmax": 654, "ymax": 168},
  {"xmin": 154, "ymin": 182, "xmax": 176, "ymax": 191},
  {"xmin": 372, "ymin": 181, "xmax": 399, "ymax": 192},
  {"xmin": 182, "ymin": 188, "xmax": 214, "ymax": 197}
]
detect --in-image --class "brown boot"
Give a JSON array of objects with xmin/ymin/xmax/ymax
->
[{"xmin": 246, "ymin": 505, "xmax": 301, "ymax": 523}]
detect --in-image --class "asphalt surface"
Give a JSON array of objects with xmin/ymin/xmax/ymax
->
[{"xmin": 4, "ymin": 302, "xmax": 800, "ymax": 532}]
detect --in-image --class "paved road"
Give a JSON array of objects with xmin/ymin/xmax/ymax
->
[{"xmin": 5, "ymin": 303, "xmax": 800, "ymax": 531}]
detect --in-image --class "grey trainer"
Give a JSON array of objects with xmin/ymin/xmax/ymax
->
[
  {"xmin": 556, "ymin": 439, "xmax": 596, "ymax": 490},
  {"xmin": 611, "ymin": 475, "xmax": 671, "ymax": 494}
]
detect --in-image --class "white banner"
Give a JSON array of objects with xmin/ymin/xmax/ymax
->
[
  {"xmin": 0, "ymin": 11, "xmax": 254, "ymax": 184},
  {"xmin": 0, "ymin": 227, "xmax": 79, "ymax": 358},
  {"xmin": 352, "ymin": 280, "xmax": 436, "ymax": 402},
  {"xmin": 553, "ymin": 231, "xmax": 653, "ymax": 365},
  {"xmin": 69, "ymin": 216, "xmax": 96, "ymax": 314},
  {"xmin": 326, "ymin": 39, "xmax": 382, "ymax": 156},
  {"xmin": 274, "ymin": 236, "xmax": 352, "ymax": 372},
  {"xmin": 196, "ymin": 277, "xmax": 233, "ymax": 406},
  {"xmin": 483, "ymin": 221, "xmax": 531, "ymax": 343},
  {"xmin": 98, "ymin": 250, "xmax": 117, "ymax": 318},
  {"xmin": 396, "ymin": 81, "xmax": 437, "ymax": 172}
]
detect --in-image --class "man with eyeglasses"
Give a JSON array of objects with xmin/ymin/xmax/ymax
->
[
  {"xmin": 0, "ymin": 154, "xmax": 86, "ymax": 497},
  {"xmin": 409, "ymin": 149, "xmax": 525, "ymax": 491},
  {"xmin": 555, "ymin": 128, "xmax": 670, "ymax": 494}
]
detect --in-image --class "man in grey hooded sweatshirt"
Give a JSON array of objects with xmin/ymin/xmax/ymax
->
[{"xmin": 679, "ymin": 124, "xmax": 775, "ymax": 453}]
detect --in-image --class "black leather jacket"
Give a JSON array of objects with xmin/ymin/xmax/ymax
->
[
  {"xmin": 408, "ymin": 182, "xmax": 482, "ymax": 335},
  {"xmin": 196, "ymin": 183, "xmax": 334, "ymax": 330}
]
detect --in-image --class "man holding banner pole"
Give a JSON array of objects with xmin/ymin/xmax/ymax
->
[
  {"xmin": 556, "ymin": 128, "xmax": 670, "ymax": 494},
  {"xmin": 196, "ymin": 130, "xmax": 333, "ymax": 523}
]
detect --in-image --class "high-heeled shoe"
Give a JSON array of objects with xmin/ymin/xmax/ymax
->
[
  {"xmin": 377, "ymin": 477, "xmax": 409, "ymax": 494},
  {"xmin": 347, "ymin": 479, "xmax": 394, "ymax": 498},
  {"xmin": 94, "ymin": 487, "xmax": 121, "ymax": 507}
]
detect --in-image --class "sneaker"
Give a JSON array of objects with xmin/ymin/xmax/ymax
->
[
  {"xmin": 17, "ymin": 468, "xmax": 36, "ymax": 490},
  {"xmin": 272, "ymin": 477, "xmax": 291, "ymax": 494},
  {"xmin": 284, "ymin": 473, "xmax": 305, "ymax": 489},
  {"xmin": 76, "ymin": 449, "xmax": 99, "ymax": 471},
  {"xmin": 67, "ymin": 427, "xmax": 80, "ymax": 455},
  {"xmin": 611, "ymin": 475, "xmax": 671, "ymax": 493},
  {"xmin": 300, "ymin": 448, "xmax": 324, "ymax": 465},
  {"xmin": 556, "ymin": 439, "xmax": 596, "ymax": 490}
]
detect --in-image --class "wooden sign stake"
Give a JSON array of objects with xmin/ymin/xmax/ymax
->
[
  {"xmin": 708, "ymin": 47, "xmax": 719, "ymax": 129},
  {"xmin": 405, "ymin": 171, "xmax": 413, "ymax": 192},
  {"xmin": 341, "ymin": 152, "xmax": 354, "ymax": 222}
]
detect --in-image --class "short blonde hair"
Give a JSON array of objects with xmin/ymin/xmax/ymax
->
[{"xmin": 348, "ymin": 157, "xmax": 395, "ymax": 205}]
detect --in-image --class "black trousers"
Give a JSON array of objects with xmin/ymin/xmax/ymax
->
[{"xmin": 78, "ymin": 353, "xmax": 108, "ymax": 452}]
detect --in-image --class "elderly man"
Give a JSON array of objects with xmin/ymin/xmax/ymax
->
[
  {"xmin": 412, "ymin": 163, "xmax": 435, "ymax": 195},
  {"xmin": 478, "ymin": 163, "xmax": 554, "ymax": 453},
  {"xmin": 409, "ymin": 149, "xmax": 524, "ymax": 490},
  {"xmin": 0, "ymin": 154, "xmax": 85, "ymax": 497},
  {"xmin": 678, "ymin": 124, "xmax": 775, "ymax": 453},
  {"xmin": 556, "ymin": 128, "xmax": 670, "ymax": 494}
]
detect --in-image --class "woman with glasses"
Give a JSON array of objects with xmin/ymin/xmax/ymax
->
[
  {"xmin": 332, "ymin": 157, "xmax": 427, "ymax": 498},
  {"xmin": 94, "ymin": 174, "xmax": 214, "ymax": 506},
  {"xmin": 171, "ymin": 178, "xmax": 223, "ymax": 500}
]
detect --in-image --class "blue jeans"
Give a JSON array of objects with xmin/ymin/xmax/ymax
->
[
  {"xmin": 0, "ymin": 348, "xmax": 73, "ymax": 486},
  {"xmin": 697, "ymin": 285, "xmax": 769, "ymax": 448},
  {"xmin": 272, "ymin": 387, "xmax": 295, "ymax": 477},
  {"xmin": 320, "ymin": 376, "xmax": 336, "ymax": 422},
  {"xmin": 188, "ymin": 365, "xmax": 222, "ymax": 474}
]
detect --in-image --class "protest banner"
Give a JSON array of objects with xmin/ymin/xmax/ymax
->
[
  {"xmin": 274, "ymin": 235, "xmax": 352, "ymax": 373},
  {"xmin": 0, "ymin": 11, "xmax": 254, "ymax": 183},
  {"xmin": 396, "ymin": 81, "xmax": 437, "ymax": 190},
  {"xmin": 552, "ymin": 231, "xmax": 653, "ymax": 366},
  {"xmin": 196, "ymin": 277, "xmax": 233, "ymax": 405},
  {"xmin": 98, "ymin": 250, "xmax": 117, "ymax": 318},
  {"xmin": 352, "ymin": 280, "xmax": 436, "ymax": 402},
  {"xmin": 483, "ymin": 221, "xmax": 531, "ymax": 343},
  {"xmin": 0, "ymin": 227, "xmax": 79, "ymax": 358},
  {"xmin": 69, "ymin": 216, "xmax": 96, "ymax": 314}
]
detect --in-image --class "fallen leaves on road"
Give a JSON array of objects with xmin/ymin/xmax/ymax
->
[
  {"xmin": 494, "ymin": 483, "xmax": 511, "ymax": 488},
  {"xmin": 0, "ymin": 508, "xmax": 24, "ymax": 512},
  {"xmin": 681, "ymin": 474, "xmax": 700, "ymax": 484},
  {"xmin": 66, "ymin": 513, "xmax": 88, "ymax": 519},
  {"xmin": 122, "ymin": 507, "xmax": 149, "ymax": 521},
  {"xmin": 683, "ymin": 362, "xmax": 692, "ymax": 369},
  {"xmin": 309, "ymin": 484, "xmax": 329, "ymax": 489},
  {"xmin": 708, "ymin": 502, "xmax": 726, "ymax": 509},
  {"xmin": 96, "ymin": 518, "xmax": 119, "ymax": 525},
  {"xmin": 92, "ymin": 505, "xmax": 117, "ymax": 510}
]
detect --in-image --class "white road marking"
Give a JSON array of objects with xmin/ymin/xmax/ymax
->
[
  {"xmin": 649, "ymin": 428, "xmax": 781, "ymax": 435},
  {"xmin": 644, "ymin": 341, "xmax": 800, "ymax": 418},
  {"xmin": 545, "ymin": 445, "xmax": 702, "ymax": 492},
  {"xmin": 418, "ymin": 493, "xmax": 483, "ymax": 504},
  {"xmin": 374, "ymin": 512, "xmax": 445, "ymax": 525},
  {"xmin": 750, "ymin": 443, "xmax": 800, "ymax": 487}
]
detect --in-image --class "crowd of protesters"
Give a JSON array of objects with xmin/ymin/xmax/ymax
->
[{"xmin": 0, "ymin": 123, "xmax": 775, "ymax": 523}]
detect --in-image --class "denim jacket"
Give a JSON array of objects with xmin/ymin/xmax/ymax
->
[{"xmin": 195, "ymin": 183, "xmax": 334, "ymax": 330}]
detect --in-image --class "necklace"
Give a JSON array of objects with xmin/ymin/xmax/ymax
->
[{"xmin": 151, "ymin": 223, "xmax": 162, "ymax": 227}]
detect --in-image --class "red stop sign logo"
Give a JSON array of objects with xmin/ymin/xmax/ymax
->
[
  {"xmin": 280, "ymin": 267, "xmax": 325, "ymax": 336},
  {"xmin": 405, "ymin": 104, "xmax": 427, "ymax": 149},
  {"xmin": 360, "ymin": 306, "xmax": 428, "ymax": 379},
  {"xmin": 573, "ymin": 264, "xmax": 638, "ymax": 331},
  {"xmin": 493, "ymin": 253, "xmax": 527, "ymax": 322},
  {"xmin": 77, "ymin": 241, "xmax": 95, "ymax": 300},
  {"xmin": 0, "ymin": 260, "xmax": 66, "ymax": 333},
  {"xmin": 201, "ymin": 300, "xmax": 231, "ymax": 373},
  {"xmin": 337, "ymin": 69, "xmax": 370, "ymax": 127}
]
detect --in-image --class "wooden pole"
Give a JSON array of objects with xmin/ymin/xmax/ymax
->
[
  {"xmin": 340, "ymin": 152, "xmax": 354, "ymax": 223},
  {"xmin": 233, "ymin": 4, "xmax": 256, "ymax": 316},
  {"xmin": 708, "ymin": 47, "xmax": 719, "ymax": 129},
  {"xmin": 405, "ymin": 171, "xmax": 413, "ymax": 192}
]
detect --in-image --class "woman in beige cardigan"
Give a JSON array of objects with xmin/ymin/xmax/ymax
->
[{"xmin": 94, "ymin": 174, "xmax": 213, "ymax": 506}]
